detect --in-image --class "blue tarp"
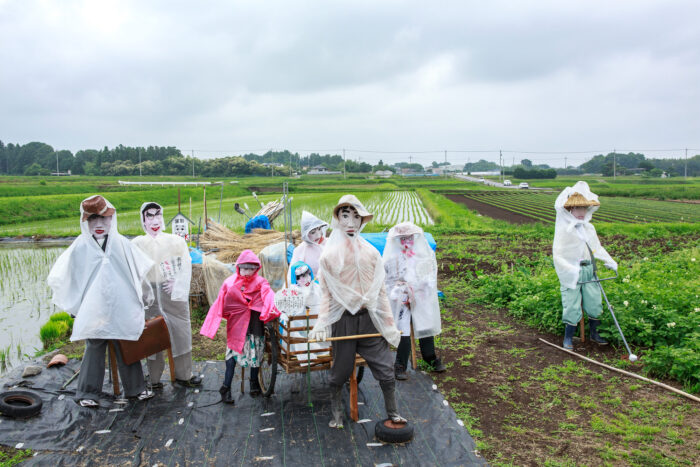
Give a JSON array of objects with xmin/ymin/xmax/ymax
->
[
  {"xmin": 361, "ymin": 232, "xmax": 437, "ymax": 255},
  {"xmin": 189, "ymin": 247, "xmax": 203, "ymax": 264},
  {"xmin": 245, "ymin": 215, "xmax": 271, "ymax": 233}
]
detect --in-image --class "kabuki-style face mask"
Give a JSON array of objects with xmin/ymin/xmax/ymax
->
[
  {"xmin": 143, "ymin": 207, "xmax": 164, "ymax": 238},
  {"xmin": 238, "ymin": 263, "xmax": 257, "ymax": 277},
  {"xmin": 307, "ymin": 226, "xmax": 324, "ymax": 245},
  {"xmin": 296, "ymin": 270, "xmax": 312, "ymax": 287},
  {"xmin": 569, "ymin": 206, "xmax": 587, "ymax": 221},
  {"xmin": 87, "ymin": 214, "xmax": 112, "ymax": 240},
  {"xmin": 338, "ymin": 206, "xmax": 362, "ymax": 237}
]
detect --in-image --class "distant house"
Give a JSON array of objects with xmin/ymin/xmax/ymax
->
[
  {"xmin": 374, "ymin": 170, "xmax": 393, "ymax": 178},
  {"xmin": 308, "ymin": 165, "xmax": 342, "ymax": 175}
]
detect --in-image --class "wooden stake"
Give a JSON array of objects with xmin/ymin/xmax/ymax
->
[
  {"xmin": 240, "ymin": 366, "xmax": 245, "ymax": 394},
  {"xmin": 410, "ymin": 322, "xmax": 417, "ymax": 370},
  {"xmin": 579, "ymin": 316, "xmax": 586, "ymax": 343},
  {"xmin": 108, "ymin": 342, "xmax": 120, "ymax": 396},
  {"xmin": 349, "ymin": 364, "xmax": 359, "ymax": 422},
  {"xmin": 539, "ymin": 338, "xmax": 700, "ymax": 403}
]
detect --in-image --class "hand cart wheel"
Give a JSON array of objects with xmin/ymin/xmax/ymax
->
[{"xmin": 259, "ymin": 323, "xmax": 278, "ymax": 397}]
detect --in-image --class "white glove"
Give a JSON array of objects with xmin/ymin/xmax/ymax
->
[
  {"xmin": 279, "ymin": 312, "xmax": 289, "ymax": 326},
  {"xmin": 605, "ymin": 261, "xmax": 618, "ymax": 272},
  {"xmin": 162, "ymin": 279, "xmax": 175, "ymax": 294},
  {"xmin": 308, "ymin": 327, "xmax": 328, "ymax": 342}
]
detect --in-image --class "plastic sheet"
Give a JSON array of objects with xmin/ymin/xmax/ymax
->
[
  {"xmin": 361, "ymin": 232, "xmax": 437, "ymax": 255},
  {"xmin": 1, "ymin": 359, "xmax": 484, "ymax": 465},
  {"xmin": 245, "ymin": 215, "xmax": 271, "ymax": 233}
]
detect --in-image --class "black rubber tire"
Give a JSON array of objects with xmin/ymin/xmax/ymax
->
[
  {"xmin": 355, "ymin": 365, "xmax": 364, "ymax": 384},
  {"xmin": 375, "ymin": 419, "xmax": 414, "ymax": 444},
  {"xmin": 0, "ymin": 390, "xmax": 43, "ymax": 419},
  {"xmin": 259, "ymin": 323, "xmax": 278, "ymax": 397}
]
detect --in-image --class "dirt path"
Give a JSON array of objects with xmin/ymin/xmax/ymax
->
[{"xmin": 445, "ymin": 193, "xmax": 538, "ymax": 224}]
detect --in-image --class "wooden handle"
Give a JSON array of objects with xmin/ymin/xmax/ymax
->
[{"xmin": 307, "ymin": 332, "xmax": 382, "ymax": 344}]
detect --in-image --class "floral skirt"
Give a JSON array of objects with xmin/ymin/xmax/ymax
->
[{"xmin": 225, "ymin": 335, "xmax": 265, "ymax": 368}]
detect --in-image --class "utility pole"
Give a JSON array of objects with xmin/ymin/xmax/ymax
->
[
  {"xmin": 613, "ymin": 149, "xmax": 616, "ymax": 180},
  {"xmin": 191, "ymin": 150, "xmax": 195, "ymax": 178},
  {"xmin": 564, "ymin": 156, "xmax": 567, "ymax": 170},
  {"xmin": 138, "ymin": 148, "xmax": 142, "ymax": 176},
  {"xmin": 685, "ymin": 148, "xmax": 688, "ymax": 179},
  {"xmin": 444, "ymin": 150, "xmax": 447, "ymax": 164},
  {"xmin": 499, "ymin": 150, "xmax": 503, "ymax": 183},
  {"xmin": 56, "ymin": 151, "xmax": 59, "ymax": 175},
  {"xmin": 343, "ymin": 148, "xmax": 346, "ymax": 179}
]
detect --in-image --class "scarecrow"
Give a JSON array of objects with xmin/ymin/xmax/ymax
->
[
  {"xmin": 309, "ymin": 194, "xmax": 405, "ymax": 429},
  {"xmin": 279, "ymin": 261, "xmax": 329, "ymax": 362},
  {"xmin": 200, "ymin": 250, "xmax": 280, "ymax": 404},
  {"xmin": 132, "ymin": 202, "xmax": 201, "ymax": 388},
  {"xmin": 47, "ymin": 195, "xmax": 155, "ymax": 407},
  {"xmin": 287, "ymin": 210, "xmax": 328, "ymax": 282},
  {"xmin": 553, "ymin": 181, "xmax": 618, "ymax": 350},
  {"xmin": 384, "ymin": 222, "xmax": 445, "ymax": 380}
]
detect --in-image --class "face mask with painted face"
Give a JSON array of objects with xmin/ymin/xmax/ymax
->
[
  {"xmin": 143, "ymin": 208, "xmax": 164, "ymax": 238},
  {"xmin": 569, "ymin": 206, "xmax": 587, "ymax": 221},
  {"xmin": 87, "ymin": 214, "xmax": 112, "ymax": 240},
  {"xmin": 399, "ymin": 235, "xmax": 414, "ymax": 250},
  {"xmin": 238, "ymin": 263, "xmax": 257, "ymax": 277},
  {"xmin": 295, "ymin": 271, "xmax": 312, "ymax": 287},
  {"xmin": 338, "ymin": 206, "xmax": 362, "ymax": 237},
  {"xmin": 307, "ymin": 226, "xmax": 324, "ymax": 245}
]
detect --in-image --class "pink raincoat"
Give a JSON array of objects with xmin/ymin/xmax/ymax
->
[{"xmin": 200, "ymin": 250, "xmax": 280, "ymax": 353}]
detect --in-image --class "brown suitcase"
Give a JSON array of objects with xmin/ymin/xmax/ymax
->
[{"xmin": 117, "ymin": 316, "xmax": 172, "ymax": 365}]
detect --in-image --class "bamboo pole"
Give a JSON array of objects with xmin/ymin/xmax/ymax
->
[
  {"xmin": 307, "ymin": 333, "xmax": 382, "ymax": 344},
  {"xmin": 410, "ymin": 322, "xmax": 417, "ymax": 370},
  {"xmin": 538, "ymin": 338, "xmax": 700, "ymax": 403}
]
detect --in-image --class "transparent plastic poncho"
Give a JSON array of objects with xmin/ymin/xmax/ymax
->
[
  {"xmin": 288, "ymin": 210, "xmax": 328, "ymax": 282},
  {"xmin": 553, "ymin": 181, "xmax": 617, "ymax": 290},
  {"xmin": 47, "ymin": 196, "xmax": 154, "ymax": 341},
  {"xmin": 132, "ymin": 202, "xmax": 193, "ymax": 357},
  {"xmin": 383, "ymin": 222, "xmax": 441, "ymax": 339},
  {"xmin": 311, "ymin": 201, "xmax": 401, "ymax": 347}
]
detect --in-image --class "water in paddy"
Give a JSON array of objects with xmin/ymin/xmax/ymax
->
[{"xmin": 0, "ymin": 245, "xmax": 67, "ymax": 374}]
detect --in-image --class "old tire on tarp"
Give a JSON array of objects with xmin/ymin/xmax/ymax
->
[
  {"xmin": 0, "ymin": 390, "xmax": 43, "ymax": 419},
  {"xmin": 375, "ymin": 419, "xmax": 414, "ymax": 443}
]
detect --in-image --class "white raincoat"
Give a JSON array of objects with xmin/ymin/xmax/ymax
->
[
  {"xmin": 311, "ymin": 196, "xmax": 401, "ymax": 347},
  {"xmin": 132, "ymin": 202, "xmax": 193, "ymax": 358},
  {"xmin": 288, "ymin": 211, "xmax": 328, "ymax": 282},
  {"xmin": 384, "ymin": 222, "xmax": 441, "ymax": 339},
  {"xmin": 48, "ymin": 197, "xmax": 154, "ymax": 341},
  {"xmin": 553, "ymin": 181, "xmax": 617, "ymax": 290}
]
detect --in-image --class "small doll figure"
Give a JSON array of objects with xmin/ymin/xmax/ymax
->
[
  {"xmin": 553, "ymin": 181, "xmax": 618, "ymax": 350},
  {"xmin": 384, "ymin": 222, "xmax": 445, "ymax": 380},
  {"xmin": 287, "ymin": 211, "xmax": 328, "ymax": 283},
  {"xmin": 309, "ymin": 194, "xmax": 404, "ymax": 429},
  {"xmin": 48, "ymin": 195, "xmax": 155, "ymax": 407},
  {"xmin": 200, "ymin": 250, "xmax": 280, "ymax": 404},
  {"xmin": 279, "ymin": 261, "xmax": 329, "ymax": 363},
  {"xmin": 132, "ymin": 202, "xmax": 201, "ymax": 388}
]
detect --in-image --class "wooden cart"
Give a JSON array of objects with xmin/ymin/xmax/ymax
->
[{"xmin": 253, "ymin": 310, "xmax": 367, "ymax": 421}]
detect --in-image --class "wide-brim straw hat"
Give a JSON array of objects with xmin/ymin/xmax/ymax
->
[
  {"xmin": 563, "ymin": 192, "xmax": 600, "ymax": 208},
  {"xmin": 333, "ymin": 194, "xmax": 374, "ymax": 224}
]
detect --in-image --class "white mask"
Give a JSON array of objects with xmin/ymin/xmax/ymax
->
[
  {"xmin": 338, "ymin": 206, "xmax": 361, "ymax": 237},
  {"xmin": 143, "ymin": 208, "xmax": 164, "ymax": 238},
  {"xmin": 238, "ymin": 263, "xmax": 257, "ymax": 276},
  {"xmin": 307, "ymin": 227, "xmax": 324, "ymax": 245},
  {"xmin": 87, "ymin": 215, "xmax": 112, "ymax": 240},
  {"xmin": 296, "ymin": 271, "xmax": 312, "ymax": 287}
]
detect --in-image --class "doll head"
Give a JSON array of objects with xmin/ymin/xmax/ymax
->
[
  {"xmin": 238, "ymin": 263, "xmax": 258, "ymax": 277},
  {"xmin": 141, "ymin": 202, "xmax": 164, "ymax": 238},
  {"xmin": 294, "ymin": 264, "xmax": 313, "ymax": 287},
  {"xmin": 563, "ymin": 192, "xmax": 599, "ymax": 221},
  {"xmin": 337, "ymin": 206, "xmax": 361, "ymax": 237},
  {"xmin": 87, "ymin": 214, "xmax": 112, "ymax": 240},
  {"xmin": 399, "ymin": 234, "xmax": 414, "ymax": 251},
  {"xmin": 567, "ymin": 206, "xmax": 587, "ymax": 220},
  {"xmin": 307, "ymin": 226, "xmax": 324, "ymax": 245}
]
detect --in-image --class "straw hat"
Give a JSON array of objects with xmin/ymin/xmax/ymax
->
[
  {"xmin": 333, "ymin": 194, "xmax": 373, "ymax": 224},
  {"xmin": 563, "ymin": 192, "xmax": 600, "ymax": 208},
  {"xmin": 81, "ymin": 195, "xmax": 115, "ymax": 221}
]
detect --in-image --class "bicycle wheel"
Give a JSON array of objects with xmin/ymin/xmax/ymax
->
[{"xmin": 259, "ymin": 323, "xmax": 278, "ymax": 397}]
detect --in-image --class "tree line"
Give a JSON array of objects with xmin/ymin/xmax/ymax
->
[{"xmin": 0, "ymin": 140, "xmax": 697, "ymax": 177}]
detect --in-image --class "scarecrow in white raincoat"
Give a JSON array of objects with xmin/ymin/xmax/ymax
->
[
  {"xmin": 287, "ymin": 210, "xmax": 328, "ymax": 283},
  {"xmin": 309, "ymin": 195, "xmax": 405, "ymax": 429},
  {"xmin": 279, "ymin": 261, "xmax": 329, "ymax": 363},
  {"xmin": 384, "ymin": 222, "xmax": 445, "ymax": 380},
  {"xmin": 553, "ymin": 181, "xmax": 618, "ymax": 350},
  {"xmin": 47, "ymin": 195, "xmax": 155, "ymax": 407},
  {"xmin": 132, "ymin": 202, "xmax": 202, "ymax": 388}
]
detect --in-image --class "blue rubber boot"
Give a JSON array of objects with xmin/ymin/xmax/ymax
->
[
  {"xmin": 589, "ymin": 319, "xmax": 608, "ymax": 345},
  {"xmin": 563, "ymin": 324, "xmax": 577, "ymax": 350}
]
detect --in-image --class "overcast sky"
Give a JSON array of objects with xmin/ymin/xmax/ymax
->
[{"xmin": 1, "ymin": 0, "xmax": 699, "ymax": 167}]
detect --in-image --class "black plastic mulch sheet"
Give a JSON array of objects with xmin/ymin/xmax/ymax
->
[{"xmin": 1, "ymin": 359, "xmax": 485, "ymax": 466}]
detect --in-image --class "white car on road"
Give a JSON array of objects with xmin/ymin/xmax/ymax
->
[{"xmin": 518, "ymin": 182, "xmax": 529, "ymax": 189}]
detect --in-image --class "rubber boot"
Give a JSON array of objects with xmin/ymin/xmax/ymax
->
[
  {"xmin": 249, "ymin": 367, "xmax": 261, "ymax": 396},
  {"xmin": 328, "ymin": 384, "xmax": 344, "ymax": 429},
  {"xmin": 430, "ymin": 358, "xmax": 447, "ymax": 373},
  {"xmin": 394, "ymin": 362, "xmax": 407, "ymax": 381},
  {"xmin": 563, "ymin": 324, "xmax": 577, "ymax": 350},
  {"xmin": 380, "ymin": 380, "xmax": 406, "ymax": 423},
  {"xmin": 588, "ymin": 319, "xmax": 608, "ymax": 345},
  {"xmin": 219, "ymin": 385, "xmax": 234, "ymax": 404}
]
